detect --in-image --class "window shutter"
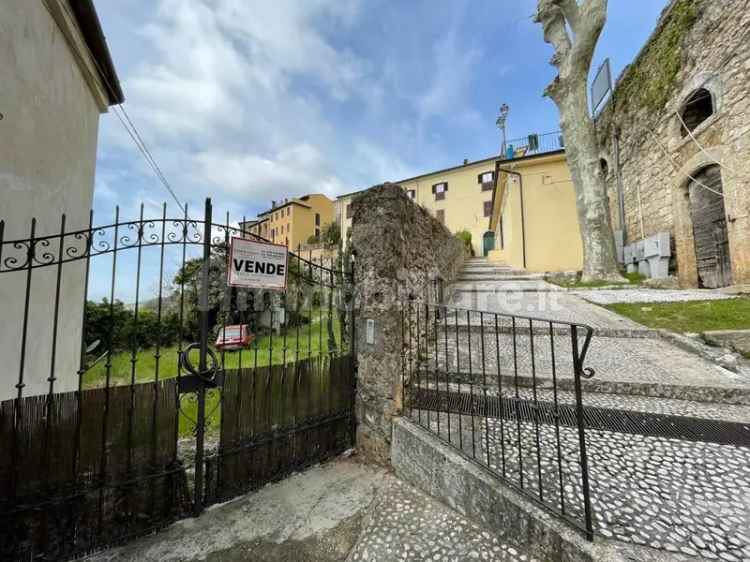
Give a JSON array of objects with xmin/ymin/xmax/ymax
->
[
  {"xmin": 477, "ymin": 173, "xmax": 483, "ymax": 184},
  {"xmin": 443, "ymin": 183, "xmax": 448, "ymax": 192},
  {"xmin": 432, "ymin": 184, "xmax": 436, "ymax": 194}
]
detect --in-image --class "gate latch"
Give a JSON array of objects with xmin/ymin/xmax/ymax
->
[{"xmin": 178, "ymin": 343, "xmax": 223, "ymax": 393}]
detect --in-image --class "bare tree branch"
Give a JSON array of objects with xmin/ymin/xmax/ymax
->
[
  {"xmin": 569, "ymin": 0, "xmax": 606, "ymax": 71},
  {"xmin": 555, "ymin": 0, "xmax": 581, "ymax": 33},
  {"xmin": 535, "ymin": 0, "xmax": 571, "ymax": 68}
]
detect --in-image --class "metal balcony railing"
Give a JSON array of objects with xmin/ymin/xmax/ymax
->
[{"xmin": 501, "ymin": 131, "xmax": 564, "ymax": 160}]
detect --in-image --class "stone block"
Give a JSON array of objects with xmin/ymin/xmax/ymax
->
[{"xmin": 702, "ymin": 329, "xmax": 750, "ymax": 356}]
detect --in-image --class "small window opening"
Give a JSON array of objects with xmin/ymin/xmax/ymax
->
[
  {"xmin": 681, "ymin": 88, "xmax": 714, "ymax": 137},
  {"xmin": 600, "ymin": 158, "xmax": 609, "ymax": 179}
]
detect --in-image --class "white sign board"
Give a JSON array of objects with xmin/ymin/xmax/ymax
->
[
  {"xmin": 227, "ymin": 237, "xmax": 288, "ymax": 290},
  {"xmin": 591, "ymin": 58, "xmax": 612, "ymax": 114}
]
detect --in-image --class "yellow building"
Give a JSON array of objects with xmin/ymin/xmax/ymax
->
[
  {"xmin": 488, "ymin": 151, "xmax": 583, "ymax": 273},
  {"xmin": 338, "ymin": 157, "xmax": 498, "ymax": 257},
  {"xmin": 338, "ymin": 138, "xmax": 583, "ymax": 273},
  {"xmin": 242, "ymin": 194, "xmax": 335, "ymax": 250}
]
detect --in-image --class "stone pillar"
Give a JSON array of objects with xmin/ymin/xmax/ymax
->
[{"xmin": 350, "ymin": 183, "xmax": 465, "ymax": 464}]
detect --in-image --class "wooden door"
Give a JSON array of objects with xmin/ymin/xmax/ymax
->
[{"xmin": 688, "ymin": 166, "xmax": 732, "ymax": 288}]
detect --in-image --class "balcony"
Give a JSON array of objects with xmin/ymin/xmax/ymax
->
[{"xmin": 500, "ymin": 131, "xmax": 564, "ymax": 160}]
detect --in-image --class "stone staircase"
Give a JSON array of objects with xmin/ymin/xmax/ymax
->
[{"xmin": 457, "ymin": 257, "xmax": 543, "ymax": 283}]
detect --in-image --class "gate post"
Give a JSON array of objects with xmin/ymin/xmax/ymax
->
[
  {"xmin": 349, "ymin": 185, "xmax": 465, "ymax": 465},
  {"xmin": 193, "ymin": 197, "xmax": 212, "ymax": 515}
]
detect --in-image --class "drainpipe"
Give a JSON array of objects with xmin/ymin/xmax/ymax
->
[
  {"xmin": 498, "ymin": 167, "xmax": 527, "ymax": 269},
  {"xmin": 612, "ymin": 128, "xmax": 627, "ymax": 242}
]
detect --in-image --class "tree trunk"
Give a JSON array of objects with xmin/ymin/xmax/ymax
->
[
  {"xmin": 536, "ymin": 0, "xmax": 623, "ymax": 282},
  {"xmin": 559, "ymin": 80, "xmax": 621, "ymax": 281}
]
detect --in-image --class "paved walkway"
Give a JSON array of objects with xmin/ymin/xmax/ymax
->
[
  {"xmin": 413, "ymin": 410, "xmax": 750, "ymax": 561},
  {"xmin": 415, "ymin": 260, "xmax": 750, "ymax": 559},
  {"xmin": 349, "ymin": 477, "xmax": 539, "ymax": 562},
  {"xmin": 449, "ymin": 285, "xmax": 648, "ymax": 330},
  {"xmin": 572, "ymin": 288, "xmax": 736, "ymax": 305},
  {"xmin": 87, "ymin": 458, "xmax": 538, "ymax": 562},
  {"xmin": 440, "ymin": 260, "xmax": 750, "ymax": 401}
]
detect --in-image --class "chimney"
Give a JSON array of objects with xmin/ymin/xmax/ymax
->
[
  {"xmin": 463, "ymin": 159, "xmax": 468, "ymax": 165},
  {"xmin": 271, "ymin": 200, "xmax": 276, "ymax": 208}
]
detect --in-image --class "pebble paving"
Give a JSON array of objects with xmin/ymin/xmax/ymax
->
[
  {"xmin": 426, "ymin": 328, "xmax": 750, "ymax": 389},
  {"xmin": 412, "ymin": 410, "xmax": 750, "ymax": 561},
  {"xmin": 572, "ymin": 289, "xmax": 737, "ymax": 305},
  {"xmin": 349, "ymin": 477, "xmax": 540, "ymax": 562},
  {"xmin": 417, "ymin": 382, "xmax": 750, "ymax": 423},
  {"xmin": 448, "ymin": 289, "xmax": 644, "ymax": 330},
  {"xmin": 427, "ymin": 260, "xmax": 750, "ymax": 560}
]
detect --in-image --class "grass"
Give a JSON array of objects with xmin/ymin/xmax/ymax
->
[
  {"xmin": 604, "ymin": 298, "xmax": 750, "ymax": 333},
  {"xmin": 83, "ymin": 313, "xmax": 344, "ymax": 437},
  {"xmin": 547, "ymin": 272, "xmax": 646, "ymax": 289}
]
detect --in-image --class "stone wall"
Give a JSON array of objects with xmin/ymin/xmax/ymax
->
[
  {"xmin": 350, "ymin": 183, "xmax": 466, "ymax": 464},
  {"xmin": 597, "ymin": 0, "xmax": 750, "ymax": 287}
]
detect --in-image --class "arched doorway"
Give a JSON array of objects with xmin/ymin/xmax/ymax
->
[
  {"xmin": 482, "ymin": 231, "xmax": 495, "ymax": 257},
  {"xmin": 688, "ymin": 165, "xmax": 731, "ymax": 287}
]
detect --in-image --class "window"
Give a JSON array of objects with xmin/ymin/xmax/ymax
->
[
  {"xmin": 315, "ymin": 227, "xmax": 320, "ymax": 239},
  {"xmin": 287, "ymin": 207, "xmax": 291, "ymax": 216},
  {"xmin": 315, "ymin": 213, "xmax": 320, "ymax": 226},
  {"xmin": 478, "ymin": 171, "xmax": 494, "ymax": 191},
  {"xmin": 433, "ymin": 182, "xmax": 448, "ymax": 201},
  {"xmin": 436, "ymin": 209, "xmax": 445, "ymax": 224},
  {"xmin": 681, "ymin": 88, "xmax": 714, "ymax": 137},
  {"xmin": 407, "ymin": 189, "xmax": 416, "ymax": 200},
  {"xmin": 483, "ymin": 200, "xmax": 493, "ymax": 218},
  {"xmin": 346, "ymin": 205, "xmax": 352, "ymax": 219}
]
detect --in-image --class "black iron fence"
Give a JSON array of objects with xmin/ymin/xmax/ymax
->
[
  {"xmin": 0, "ymin": 199, "xmax": 356, "ymax": 560},
  {"xmin": 401, "ymin": 302, "xmax": 595, "ymax": 540}
]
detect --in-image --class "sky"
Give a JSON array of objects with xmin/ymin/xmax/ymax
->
[
  {"xmin": 93, "ymin": 0, "xmax": 671, "ymax": 225},
  {"xmin": 86, "ymin": 0, "xmax": 671, "ymax": 301}
]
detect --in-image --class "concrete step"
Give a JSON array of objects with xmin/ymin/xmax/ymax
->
[
  {"xmin": 460, "ymin": 269, "xmax": 523, "ymax": 277},
  {"xmin": 462, "ymin": 265, "xmax": 512, "ymax": 272},
  {"xmin": 457, "ymin": 273, "xmax": 538, "ymax": 282}
]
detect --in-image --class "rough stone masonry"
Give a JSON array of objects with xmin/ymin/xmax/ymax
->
[
  {"xmin": 596, "ymin": 0, "xmax": 750, "ymax": 287},
  {"xmin": 349, "ymin": 183, "xmax": 465, "ymax": 464}
]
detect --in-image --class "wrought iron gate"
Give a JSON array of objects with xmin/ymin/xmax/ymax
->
[
  {"xmin": 0, "ymin": 198, "xmax": 356, "ymax": 560},
  {"xmin": 400, "ymin": 302, "xmax": 595, "ymax": 540}
]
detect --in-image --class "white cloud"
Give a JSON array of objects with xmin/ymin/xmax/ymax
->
[
  {"xmin": 96, "ymin": 0, "xmax": 490, "ymax": 220},
  {"xmin": 104, "ymin": 0, "xmax": 378, "ymax": 214}
]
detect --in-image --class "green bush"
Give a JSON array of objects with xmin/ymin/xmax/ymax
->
[
  {"xmin": 85, "ymin": 299, "xmax": 183, "ymax": 353},
  {"xmin": 454, "ymin": 230, "xmax": 474, "ymax": 256}
]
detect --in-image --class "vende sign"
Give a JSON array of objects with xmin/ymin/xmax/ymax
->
[{"xmin": 227, "ymin": 237, "xmax": 288, "ymax": 290}]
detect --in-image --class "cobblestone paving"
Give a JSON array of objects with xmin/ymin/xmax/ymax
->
[
  {"xmin": 418, "ymin": 384, "xmax": 750, "ymax": 423},
  {"xmin": 413, "ymin": 411, "xmax": 750, "ymax": 561},
  {"xmin": 543, "ymin": 388, "xmax": 750, "ymax": 423},
  {"xmin": 448, "ymin": 290, "xmax": 643, "ymax": 330},
  {"xmin": 453, "ymin": 280, "xmax": 563, "ymax": 293},
  {"xmin": 572, "ymin": 288, "xmax": 737, "ymax": 305},
  {"xmin": 429, "ymin": 328, "xmax": 750, "ymax": 390},
  {"xmin": 349, "ymin": 476, "xmax": 540, "ymax": 562}
]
